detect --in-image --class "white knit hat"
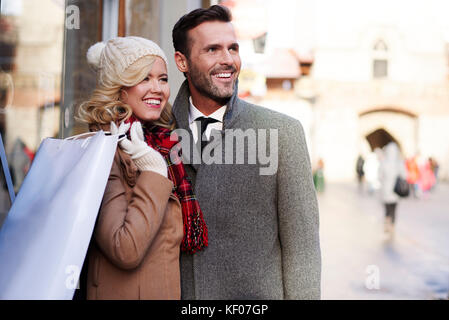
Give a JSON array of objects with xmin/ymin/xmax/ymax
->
[{"xmin": 86, "ymin": 36, "xmax": 168, "ymax": 86}]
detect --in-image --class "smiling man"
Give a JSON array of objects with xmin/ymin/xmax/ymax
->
[{"xmin": 171, "ymin": 5, "xmax": 321, "ymax": 300}]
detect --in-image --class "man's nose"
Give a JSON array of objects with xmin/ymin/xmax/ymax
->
[{"xmin": 220, "ymin": 49, "xmax": 234, "ymax": 65}]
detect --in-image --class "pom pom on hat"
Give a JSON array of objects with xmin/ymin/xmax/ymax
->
[{"xmin": 86, "ymin": 42, "xmax": 106, "ymax": 71}]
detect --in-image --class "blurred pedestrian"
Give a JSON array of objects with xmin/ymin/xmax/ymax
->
[
  {"xmin": 428, "ymin": 157, "xmax": 439, "ymax": 190},
  {"xmin": 313, "ymin": 158, "xmax": 325, "ymax": 193},
  {"xmin": 406, "ymin": 155, "xmax": 420, "ymax": 198},
  {"xmin": 378, "ymin": 141, "xmax": 407, "ymax": 238},
  {"xmin": 364, "ymin": 150, "xmax": 381, "ymax": 195},
  {"xmin": 356, "ymin": 155, "xmax": 365, "ymax": 192},
  {"xmin": 418, "ymin": 158, "xmax": 436, "ymax": 197}
]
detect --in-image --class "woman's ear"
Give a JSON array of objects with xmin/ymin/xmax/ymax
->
[
  {"xmin": 174, "ymin": 51, "xmax": 188, "ymax": 73},
  {"xmin": 120, "ymin": 88, "xmax": 128, "ymax": 102}
]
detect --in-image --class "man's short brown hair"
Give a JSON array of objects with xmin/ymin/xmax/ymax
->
[{"xmin": 172, "ymin": 5, "xmax": 232, "ymax": 58}]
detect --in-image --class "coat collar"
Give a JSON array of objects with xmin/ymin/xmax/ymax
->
[
  {"xmin": 172, "ymin": 79, "xmax": 243, "ymax": 132},
  {"xmin": 172, "ymin": 80, "xmax": 243, "ymax": 172}
]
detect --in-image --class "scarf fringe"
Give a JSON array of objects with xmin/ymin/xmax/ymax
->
[{"xmin": 180, "ymin": 205, "xmax": 209, "ymax": 254}]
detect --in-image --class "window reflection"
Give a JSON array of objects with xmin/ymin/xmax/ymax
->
[{"xmin": 0, "ymin": 0, "xmax": 63, "ymax": 194}]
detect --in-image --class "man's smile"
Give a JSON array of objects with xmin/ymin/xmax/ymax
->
[{"xmin": 211, "ymin": 67, "xmax": 237, "ymax": 83}]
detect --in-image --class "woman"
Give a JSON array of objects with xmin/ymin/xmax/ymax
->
[
  {"xmin": 78, "ymin": 36, "xmax": 208, "ymax": 299},
  {"xmin": 378, "ymin": 141, "xmax": 406, "ymax": 238}
]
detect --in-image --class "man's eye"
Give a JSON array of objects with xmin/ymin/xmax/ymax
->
[{"xmin": 208, "ymin": 47, "xmax": 216, "ymax": 52}]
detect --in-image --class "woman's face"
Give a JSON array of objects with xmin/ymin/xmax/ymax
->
[{"xmin": 121, "ymin": 57, "xmax": 170, "ymax": 122}]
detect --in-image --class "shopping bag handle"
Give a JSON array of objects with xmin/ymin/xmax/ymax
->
[
  {"xmin": 64, "ymin": 131, "xmax": 121, "ymax": 141},
  {"xmin": 64, "ymin": 132, "xmax": 98, "ymax": 141},
  {"xmin": 0, "ymin": 72, "xmax": 14, "ymax": 112},
  {"xmin": 0, "ymin": 133, "xmax": 15, "ymax": 203},
  {"xmin": 64, "ymin": 132, "xmax": 101, "ymax": 149},
  {"xmin": 64, "ymin": 131, "xmax": 122, "ymax": 149}
]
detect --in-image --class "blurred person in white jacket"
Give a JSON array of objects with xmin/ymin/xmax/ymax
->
[
  {"xmin": 364, "ymin": 150, "xmax": 381, "ymax": 195},
  {"xmin": 378, "ymin": 142, "xmax": 407, "ymax": 238}
]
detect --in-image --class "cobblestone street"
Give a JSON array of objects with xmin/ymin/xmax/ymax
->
[{"xmin": 319, "ymin": 182, "xmax": 449, "ymax": 300}]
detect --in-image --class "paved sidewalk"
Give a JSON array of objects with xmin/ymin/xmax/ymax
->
[{"xmin": 319, "ymin": 182, "xmax": 449, "ymax": 300}]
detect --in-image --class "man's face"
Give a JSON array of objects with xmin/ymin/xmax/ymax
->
[{"xmin": 185, "ymin": 21, "xmax": 241, "ymax": 102}]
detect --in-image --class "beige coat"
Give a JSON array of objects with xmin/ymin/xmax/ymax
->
[{"xmin": 86, "ymin": 146, "xmax": 183, "ymax": 300}]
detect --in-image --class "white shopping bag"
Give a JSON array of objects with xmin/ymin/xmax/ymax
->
[{"xmin": 0, "ymin": 131, "xmax": 117, "ymax": 300}]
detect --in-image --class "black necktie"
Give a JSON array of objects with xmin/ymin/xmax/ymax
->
[{"xmin": 196, "ymin": 116, "xmax": 219, "ymax": 153}]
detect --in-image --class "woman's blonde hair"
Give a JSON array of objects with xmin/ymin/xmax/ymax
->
[{"xmin": 78, "ymin": 55, "xmax": 174, "ymax": 129}]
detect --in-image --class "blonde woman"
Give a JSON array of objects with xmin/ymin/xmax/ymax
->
[{"xmin": 78, "ymin": 37, "xmax": 208, "ymax": 300}]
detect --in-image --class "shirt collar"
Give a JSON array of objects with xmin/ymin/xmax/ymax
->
[{"xmin": 188, "ymin": 96, "xmax": 226, "ymax": 124}]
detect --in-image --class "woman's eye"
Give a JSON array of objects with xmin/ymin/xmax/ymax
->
[
  {"xmin": 160, "ymin": 78, "xmax": 168, "ymax": 82},
  {"xmin": 143, "ymin": 77, "xmax": 149, "ymax": 81}
]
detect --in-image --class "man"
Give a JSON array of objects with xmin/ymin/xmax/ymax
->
[{"xmin": 171, "ymin": 5, "xmax": 321, "ymax": 299}]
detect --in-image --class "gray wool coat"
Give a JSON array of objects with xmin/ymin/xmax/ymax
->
[{"xmin": 172, "ymin": 80, "xmax": 321, "ymax": 300}]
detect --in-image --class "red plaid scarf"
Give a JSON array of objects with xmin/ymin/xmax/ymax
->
[{"xmin": 125, "ymin": 116, "xmax": 208, "ymax": 254}]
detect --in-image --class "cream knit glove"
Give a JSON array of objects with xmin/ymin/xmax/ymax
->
[
  {"xmin": 118, "ymin": 121, "xmax": 168, "ymax": 177},
  {"xmin": 110, "ymin": 121, "xmax": 130, "ymax": 141}
]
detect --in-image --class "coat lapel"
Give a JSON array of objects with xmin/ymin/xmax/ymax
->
[
  {"xmin": 172, "ymin": 80, "xmax": 244, "ymax": 172},
  {"xmin": 172, "ymin": 81, "xmax": 200, "ymax": 172},
  {"xmin": 221, "ymin": 80, "xmax": 243, "ymax": 130}
]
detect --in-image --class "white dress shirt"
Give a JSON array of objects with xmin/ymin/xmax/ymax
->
[{"xmin": 188, "ymin": 97, "xmax": 226, "ymax": 144}]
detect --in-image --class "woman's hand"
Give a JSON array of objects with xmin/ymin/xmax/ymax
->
[
  {"xmin": 115, "ymin": 121, "xmax": 168, "ymax": 177},
  {"xmin": 110, "ymin": 121, "xmax": 130, "ymax": 141}
]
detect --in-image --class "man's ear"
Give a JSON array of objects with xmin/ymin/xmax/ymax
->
[{"xmin": 174, "ymin": 51, "xmax": 188, "ymax": 73}]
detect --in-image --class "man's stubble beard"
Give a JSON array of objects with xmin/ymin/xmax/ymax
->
[{"xmin": 187, "ymin": 59, "xmax": 236, "ymax": 105}]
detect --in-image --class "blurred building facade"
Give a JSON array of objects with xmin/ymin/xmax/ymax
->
[{"xmin": 225, "ymin": 0, "xmax": 449, "ymax": 182}]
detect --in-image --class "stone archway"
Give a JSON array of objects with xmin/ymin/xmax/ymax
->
[
  {"xmin": 358, "ymin": 107, "xmax": 418, "ymax": 158},
  {"xmin": 365, "ymin": 128, "xmax": 400, "ymax": 151}
]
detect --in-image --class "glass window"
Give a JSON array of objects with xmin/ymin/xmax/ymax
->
[
  {"xmin": 373, "ymin": 59, "xmax": 388, "ymax": 78},
  {"xmin": 125, "ymin": 0, "xmax": 160, "ymax": 41},
  {"xmin": 372, "ymin": 39, "xmax": 389, "ymax": 78},
  {"xmin": 61, "ymin": 0, "xmax": 102, "ymax": 138},
  {"xmin": 373, "ymin": 39, "xmax": 388, "ymax": 52},
  {"xmin": 0, "ymin": 0, "xmax": 64, "ymax": 194},
  {"xmin": 253, "ymin": 32, "xmax": 267, "ymax": 54}
]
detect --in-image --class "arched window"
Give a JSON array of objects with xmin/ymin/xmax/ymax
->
[
  {"xmin": 373, "ymin": 39, "xmax": 388, "ymax": 78},
  {"xmin": 373, "ymin": 39, "xmax": 388, "ymax": 51},
  {"xmin": 253, "ymin": 32, "xmax": 267, "ymax": 54}
]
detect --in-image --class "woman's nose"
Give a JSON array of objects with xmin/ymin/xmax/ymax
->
[{"xmin": 149, "ymin": 79, "xmax": 161, "ymax": 93}]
